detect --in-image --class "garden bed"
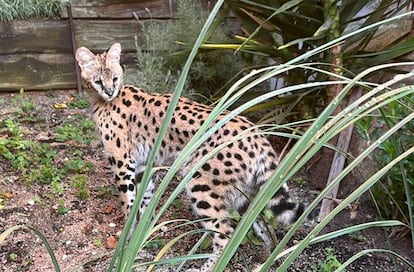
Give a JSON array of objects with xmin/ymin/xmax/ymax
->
[{"xmin": 0, "ymin": 90, "xmax": 412, "ymax": 271}]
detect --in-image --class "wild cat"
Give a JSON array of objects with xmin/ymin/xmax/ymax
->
[{"xmin": 75, "ymin": 43, "xmax": 306, "ymax": 271}]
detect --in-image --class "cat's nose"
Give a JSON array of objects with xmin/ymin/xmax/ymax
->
[{"xmin": 105, "ymin": 88, "xmax": 114, "ymax": 97}]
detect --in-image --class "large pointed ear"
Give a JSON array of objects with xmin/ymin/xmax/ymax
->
[
  {"xmin": 75, "ymin": 47, "xmax": 98, "ymax": 71},
  {"xmin": 106, "ymin": 43, "xmax": 122, "ymax": 65}
]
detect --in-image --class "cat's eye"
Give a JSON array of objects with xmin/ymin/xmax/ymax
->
[
  {"xmin": 94, "ymin": 79, "xmax": 103, "ymax": 86},
  {"xmin": 113, "ymin": 77, "xmax": 118, "ymax": 84}
]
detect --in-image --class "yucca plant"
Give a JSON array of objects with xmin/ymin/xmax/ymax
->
[{"xmin": 204, "ymin": 0, "xmax": 414, "ymax": 118}]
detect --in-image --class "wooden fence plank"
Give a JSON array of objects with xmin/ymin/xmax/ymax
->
[
  {"xmin": 0, "ymin": 19, "xmax": 166, "ymax": 55},
  {"xmin": 62, "ymin": 0, "xmax": 176, "ymax": 19},
  {"xmin": 0, "ymin": 54, "xmax": 76, "ymax": 90},
  {"xmin": 0, "ymin": 20, "xmax": 71, "ymax": 54},
  {"xmin": 74, "ymin": 19, "xmax": 143, "ymax": 51},
  {"xmin": 0, "ymin": 53, "xmax": 137, "ymax": 91}
]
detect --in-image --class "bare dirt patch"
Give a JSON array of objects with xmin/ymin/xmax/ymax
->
[{"xmin": 0, "ymin": 90, "xmax": 412, "ymax": 271}]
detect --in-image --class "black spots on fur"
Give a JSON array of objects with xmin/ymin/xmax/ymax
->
[
  {"xmin": 191, "ymin": 184, "xmax": 211, "ymax": 192},
  {"xmin": 189, "ymin": 119, "xmax": 195, "ymax": 125},
  {"xmin": 202, "ymin": 163, "xmax": 211, "ymax": 171},
  {"xmin": 180, "ymin": 114, "xmax": 187, "ymax": 121},
  {"xmin": 268, "ymin": 151, "xmax": 276, "ymax": 158},
  {"xmin": 171, "ymin": 117, "xmax": 176, "ymax": 124},
  {"xmin": 144, "ymin": 108, "xmax": 151, "ymax": 117},
  {"xmin": 148, "ymin": 98, "xmax": 155, "ymax": 104},
  {"xmin": 108, "ymin": 156, "xmax": 115, "ymax": 166},
  {"xmin": 224, "ymin": 161, "xmax": 233, "ymax": 167},
  {"xmin": 183, "ymin": 130, "xmax": 189, "ymax": 138},
  {"xmin": 117, "ymin": 160, "xmax": 123, "ymax": 168},
  {"xmin": 224, "ymin": 169, "xmax": 233, "ymax": 175},
  {"xmin": 270, "ymin": 162, "xmax": 277, "ymax": 170},
  {"xmin": 274, "ymin": 186, "xmax": 289, "ymax": 199},
  {"xmin": 234, "ymin": 153, "xmax": 242, "ymax": 161},
  {"xmin": 122, "ymin": 99, "xmax": 132, "ymax": 107},
  {"xmin": 217, "ymin": 152, "xmax": 224, "ymax": 161},
  {"xmin": 137, "ymin": 121, "xmax": 142, "ymax": 128},
  {"xmin": 154, "ymin": 100, "xmax": 162, "ymax": 107},
  {"xmin": 129, "ymin": 114, "xmax": 137, "ymax": 123},
  {"xmin": 271, "ymin": 202, "xmax": 298, "ymax": 217},
  {"xmin": 214, "ymin": 204, "xmax": 225, "ymax": 212},
  {"xmin": 240, "ymin": 125, "xmax": 248, "ymax": 130},
  {"xmin": 159, "ymin": 111, "xmax": 164, "ymax": 118},
  {"xmin": 210, "ymin": 192, "xmax": 220, "ymax": 199},
  {"xmin": 218, "ymin": 233, "xmax": 227, "ymax": 240},
  {"xmin": 248, "ymin": 151, "xmax": 255, "ymax": 158},
  {"xmin": 196, "ymin": 201, "xmax": 211, "ymax": 209},
  {"xmin": 116, "ymin": 138, "xmax": 121, "ymax": 148},
  {"xmin": 104, "ymin": 134, "xmax": 110, "ymax": 141},
  {"xmin": 238, "ymin": 202, "xmax": 249, "ymax": 214},
  {"xmin": 212, "ymin": 168, "xmax": 220, "ymax": 176},
  {"xmin": 212, "ymin": 179, "xmax": 228, "ymax": 186},
  {"xmin": 128, "ymin": 183, "xmax": 135, "ymax": 192},
  {"xmin": 119, "ymin": 184, "xmax": 128, "ymax": 193},
  {"xmin": 193, "ymin": 171, "xmax": 201, "ymax": 178}
]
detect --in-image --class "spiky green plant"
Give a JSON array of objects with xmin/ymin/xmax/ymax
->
[{"xmin": 205, "ymin": 0, "xmax": 414, "ymax": 118}]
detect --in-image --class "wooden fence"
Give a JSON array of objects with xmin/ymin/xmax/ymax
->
[{"xmin": 0, "ymin": 0, "xmax": 188, "ymax": 91}]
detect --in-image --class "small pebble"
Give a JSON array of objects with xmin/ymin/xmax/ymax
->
[{"xmin": 108, "ymin": 223, "xmax": 116, "ymax": 228}]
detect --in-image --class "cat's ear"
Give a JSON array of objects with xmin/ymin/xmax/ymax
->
[
  {"xmin": 75, "ymin": 47, "xmax": 98, "ymax": 71},
  {"xmin": 106, "ymin": 43, "xmax": 121, "ymax": 65}
]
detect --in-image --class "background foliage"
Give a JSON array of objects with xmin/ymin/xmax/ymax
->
[
  {"xmin": 130, "ymin": 0, "xmax": 265, "ymax": 102},
  {"xmin": 0, "ymin": 0, "xmax": 67, "ymax": 22}
]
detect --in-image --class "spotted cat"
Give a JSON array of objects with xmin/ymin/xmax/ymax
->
[{"xmin": 75, "ymin": 43, "xmax": 306, "ymax": 271}]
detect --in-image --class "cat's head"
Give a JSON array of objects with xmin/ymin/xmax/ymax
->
[{"xmin": 75, "ymin": 43, "xmax": 123, "ymax": 101}]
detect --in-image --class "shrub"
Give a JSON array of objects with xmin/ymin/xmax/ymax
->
[
  {"xmin": 357, "ymin": 92, "xmax": 414, "ymax": 223},
  {"xmin": 130, "ymin": 0, "xmax": 263, "ymax": 101}
]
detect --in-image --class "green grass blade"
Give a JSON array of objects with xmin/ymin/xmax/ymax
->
[
  {"xmin": 0, "ymin": 225, "xmax": 61, "ymax": 272},
  {"xmin": 334, "ymin": 249, "xmax": 414, "ymax": 271}
]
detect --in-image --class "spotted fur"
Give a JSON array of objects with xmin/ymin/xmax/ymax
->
[{"xmin": 75, "ymin": 43, "xmax": 306, "ymax": 271}]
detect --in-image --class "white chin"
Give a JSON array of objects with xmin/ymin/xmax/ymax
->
[{"xmin": 100, "ymin": 91, "xmax": 117, "ymax": 101}]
